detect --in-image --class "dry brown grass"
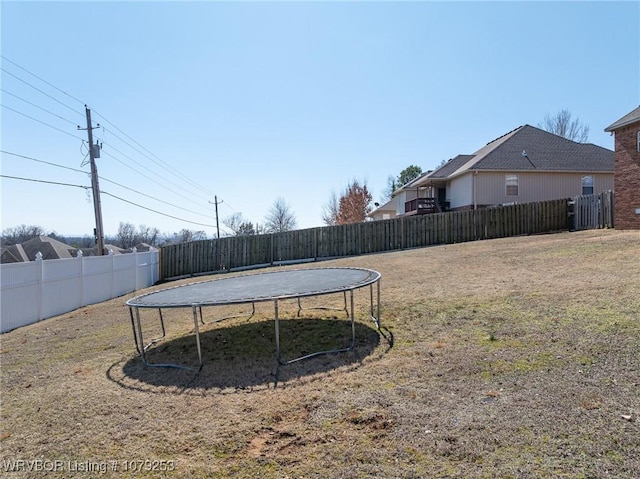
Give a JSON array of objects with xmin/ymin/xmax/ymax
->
[{"xmin": 1, "ymin": 229, "xmax": 639, "ymax": 478}]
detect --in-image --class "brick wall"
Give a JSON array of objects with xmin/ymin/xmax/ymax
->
[{"xmin": 613, "ymin": 123, "xmax": 640, "ymax": 229}]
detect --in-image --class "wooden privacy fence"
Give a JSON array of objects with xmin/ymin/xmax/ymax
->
[
  {"xmin": 570, "ymin": 190, "xmax": 614, "ymax": 231},
  {"xmin": 161, "ymin": 197, "xmax": 572, "ymax": 280}
]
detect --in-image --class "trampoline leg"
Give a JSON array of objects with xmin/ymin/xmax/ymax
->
[
  {"xmin": 344, "ymin": 291, "xmax": 349, "ymax": 317},
  {"xmin": 158, "ymin": 309, "xmax": 166, "ymax": 341},
  {"xmin": 277, "ymin": 290, "xmax": 356, "ymax": 366},
  {"xmin": 370, "ymin": 281, "xmax": 381, "ymax": 330},
  {"xmin": 129, "ymin": 307, "xmax": 141, "ymax": 355},
  {"xmin": 133, "ymin": 307, "xmax": 149, "ymax": 366},
  {"xmin": 349, "ymin": 289, "xmax": 356, "ymax": 347},
  {"xmin": 274, "ymin": 299, "xmax": 281, "ymax": 361},
  {"xmin": 376, "ymin": 280, "xmax": 381, "ymax": 327},
  {"xmin": 133, "ymin": 308, "xmax": 167, "ymax": 353},
  {"xmin": 371, "ymin": 279, "xmax": 392, "ymax": 347},
  {"xmin": 131, "ymin": 306, "xmax": 202, "ymax": 371},
  {"xmin": 192, "ymin": 305, "xmax": 203, "ymax": 369}
]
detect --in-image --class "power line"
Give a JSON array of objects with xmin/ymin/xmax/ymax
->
[
  {"xmin": 2, "ymin": 149, "xmax": 213, "ymax": 219},
  {"xmin": 92, "ymin": 110, "xmax": 216, "ymax": 198},
  {"xmin": 0, "ymin": 67, "xmax": 84, "ymax": 118},
  {"xmin": 100, "ymin": 148, "xmax": 213, "ymax": 206},
  {"xmin": 1, "ymin": 173, "xmax": 217, "ymax": 229},
  {"xmin": 1, "ymin": 58, "xmax": 220, "ymax": 202},
  {"xmin": 100, "ymin": 139, "xmax": 212, "ymax": 204},
  {"xmin": 0, "ymin": 150, "xmax": 86, "ymax": 174},
  {"xmin": 1, "ymin": 58, "xmax": 226, "ymax": 230},
  {"xmin": 0, "ymin": 174, "xmax": 89, "ymax": 189},
  {"xmin": 1, "ymin": 55, "xmax": 86, "ymax": 107},
  {"xmin": 2, "ymin": 57, "xmax": 219, "ymax": 205},
  {"xmin": 101, "ymin": 191, "xmax": 216, "ymax": 228},
  {"xmin": 99, "ymin": 176, "xmax": 213, "ymax": 219},
  {"xmin": 1, "ymin": 104, "xmax": 84, "ymax": 141},
  {"xmin": 1, "ymin": 88, "xmax": 79, "ymax": 126}
]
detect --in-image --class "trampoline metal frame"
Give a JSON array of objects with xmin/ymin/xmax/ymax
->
[{"xmin": 126, "ymin": 268, "xmax": 381, "ymax": 371}]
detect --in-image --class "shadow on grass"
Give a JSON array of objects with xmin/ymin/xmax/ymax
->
[{"xmin": 107, "ymin": 317, "xmax": 388, "ymax": 393}]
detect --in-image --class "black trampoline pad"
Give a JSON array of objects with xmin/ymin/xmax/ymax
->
[{"xmin": 127, "ymin": 267, "xmax": 381, "ymax": 308}]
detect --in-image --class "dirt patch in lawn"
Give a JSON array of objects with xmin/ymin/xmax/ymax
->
[{"xmin": 1, "ymin": 229, "xmax": 639, "ymax": 478}]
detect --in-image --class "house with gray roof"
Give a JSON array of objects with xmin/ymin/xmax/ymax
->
[
  {"xmin": 1, "ymin": 243, "xmax": 31, "ymax": 263},
  {"xmin": 0, "ymin": 236, "xmax": 134, "ymax": 263},
  {"xmin": 7, "ymin": 235, "xmax": 79, "ymax": 262},
  {"xmin": 374, "ymin": 124, "xmax": 614, "ymax": 219},
  {"xmin": 368, "ymin": 198, "xmax": 397, "ymax": 221},
  {"xmin": 77, "ymin": 244, "xmax": 128, "ymax": 257}
]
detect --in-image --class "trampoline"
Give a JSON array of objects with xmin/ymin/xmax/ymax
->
[{"xmin": 126, "ymin": 267, "xmax": 382, "ymax": 370}]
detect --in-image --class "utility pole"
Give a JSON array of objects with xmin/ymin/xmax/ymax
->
[
  {"xmin": 79, "ymin": 106, "xmax": 105, "ymax": 255},
  {"xmin": 209, "ymin": 196, "xmax": 223, "ymax": 271},
  {"xmin": 209, "ymin": 196, "xmax": 222, "ymax": 239}
]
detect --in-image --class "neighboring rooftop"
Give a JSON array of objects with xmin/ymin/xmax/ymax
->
[
  {"xmin": 604, "ymin": 105, "xmax": 640, "ymax": 132},
  {"xmin": 1, "ymin": 236, "xmax": 152, "ymax": 263},
  {"xmin": 426, "ymin": 124, "xmax": 613, "ymax": 179},
  {"xmin": 0, "ymin": 244, "xmax": 30, "ymax": 263},
  {"xmin": 19, "ymin": 235, "xmax": 78, "ymax": 261},
  {"xmin": 428, "ymin": 155, "xmax": 475, "ymax": 179}
]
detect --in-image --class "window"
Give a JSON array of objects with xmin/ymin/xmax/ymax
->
[
  {"xmin": 506, "ymin": 175, "xmax": 518, "ymax": 196},
  {"xmin": 637, "ymin": 130, "xmax": 640, "ymax": 152},
  {"xmin": 582, "ymin": 175, "xmax": 594, "ymax": 195}
]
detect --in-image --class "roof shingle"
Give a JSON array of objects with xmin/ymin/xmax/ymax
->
[
  {"xmin": 425, "ymin": 124, "xmax": 613, "ymax": 180},
  {"xmin": 604, "ymin": 105, "xmax": 640, "ymax": 132}
]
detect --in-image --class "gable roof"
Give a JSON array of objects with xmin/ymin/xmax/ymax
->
[
  {"xmin": 1, "ymin": 244, "xmax": 30, "ymax": 263},
  {"xmin": 20, "ymin": 235, "xmax": 78, "ymax": 260},
  {"xmin": 132, "ymin": 242, "xmax": 156, "ymax": 252},
  {"xmin": 368, "ymin": 198, "xmax": 396, "ymax": 214},
  {"xmin": 428, "ymin": 155, "xmax": 475, "ymax": 179},
  {"xmin": 423, "ymin": 125, "xmax": 613, "ymax": 182},
  {"xmin": 79, "ymin": 244, "xmax": 128, "ymax": 256},
  {"xmin": 605, "ymin": 105, "xmax": 640, "ymax": 132}
]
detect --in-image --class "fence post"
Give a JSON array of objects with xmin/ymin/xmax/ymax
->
[
  {"xmin": 77, "ymin": 249, "xmax": 85, "ymax": 306},
  {"xmin": 270, "ymin": 234, "xmax": 274, "ymax": 266},
  {"xmin": 108, "ymin": 249, "xmax": 115, "ymax": 298},
  {"xmin": 132, "ymin": 247, "xmax": 139, "ymax": 290},
  {"xmin": 35, "ymin": 251, "xmax": 43, "ymax": 321}
]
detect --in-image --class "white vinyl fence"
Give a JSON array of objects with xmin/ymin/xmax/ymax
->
[{"xmin": 0, "ymin": 250, "xmax": 159, "ymax": 333}]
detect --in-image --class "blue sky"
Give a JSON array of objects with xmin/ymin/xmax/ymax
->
[{"xmin": 1, "ymin": 1, "xmax": 639, "ymax": 238}]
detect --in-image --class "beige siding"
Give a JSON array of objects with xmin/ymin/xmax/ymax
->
[
  {"xmin": 396, "ymin": 190, "xmax": 418, "ymax": 215},
  {"xmin": 449, "ymin": 174, "xmax": 473, "ymax": 208},
  {"xmin": 473, "ymin": 172, "xmax": 614, "ymax": 206}
]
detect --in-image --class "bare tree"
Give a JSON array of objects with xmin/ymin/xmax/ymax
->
[
  {"xmin": 538, "ymin": 109, "xmax": 589, "ymax": 143},
  {"xmin": 264, "ymin": 197, "xmax": 297, "ymax": 233},
  {"xmin": 116, "ymin": 222, "xmax": 138, "ymax": 249},
  {"xmin": 322, "ymin": 190, "xmax": 340, "ymax": 226},
  {"xmin": 337, "ymin": 179, "xmax": 373, "ymax": 224},
  {"xmin": 223, "ymin": 212, "xmax": 253, "ymax": 236},
  {"xmin": 169, "ymin": 229, "xmax": 206, "ymax": 244},
  {"xmin": 1, "ymin": 224, "xmax": 46, "ymax": 246},
  {"xmin": 138, "ymin": 225, "xmax": 160, "ymax": 245},
  {"xmin": 381, "ymin": 175, "xmax": 397, "ymax": 203}
]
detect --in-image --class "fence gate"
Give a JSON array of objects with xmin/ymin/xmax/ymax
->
[{"xmin": 572, "ymin": 190, "xmax": 614, "ymax": 231}]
